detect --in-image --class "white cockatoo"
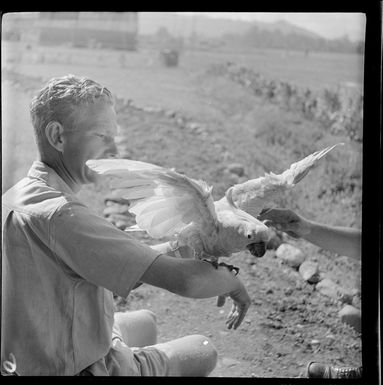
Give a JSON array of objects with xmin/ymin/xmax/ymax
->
[
  {"xmin": 86, "ymin": 158, "xmax": 271, "ymax": 271},
  {"xmin": 86, "ymin": 143, "xmax": 343, "ymax": 266}
]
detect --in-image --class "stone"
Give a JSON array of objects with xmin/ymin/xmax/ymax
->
[
  {"xmin": 114, "ymin": 220, "xmax": 129, "ymax": 230},
  {"xmin": 299, "ymin": 261, "xmax": 321, "ymax": 283},
  {"xmin": 105, "ymin": 214, "xmax": 131, "ymax": 228},
  {"xmin": 339, "ymin": 305, "xmax": 361, "ymax": 333},
  {"xmin": 316, "ymin": 278, "xmax": 353, "ymax": 304},
  {"xmin": 276, "ymin": 243, "xmax": 305, "ymax": 268},
  {"xmin": 104, "ymin": 194, "xmax": 131, "ymax": 206},
  {"xmin": 103, "ymin": 203, "xmax": 131, "ymax": 217},
  {"xmin": 339, "ymin": 292, "xmax": 353, "ymax": 305},
  {"xmin": 165, "ymin": 109, "xmax": 176, "ymax": 118},
  {"xmin": 352, "ymin": 294, "xmax": 361, "ymax": 309},
  {"xmin": 176, "ymin": 117, "xmax": 185, "ymax": 126},
  {"xmin": 221, "ymin": 357, "xmax": 241, "ymax": 367},
  {"xmin": 142, "ymin": 106, "xmax": 161, "ymax": 113},
  {"xmin": 227, "ymin": 163, "xmax": 245, "ymax": 177},
  {"xmin": 315, "ymin": 278, "xmax": 340, "ymax": 299},
  {"xmin": 310, "ymin": 339, "xmax": 320, "ymax": 347},
  {"xmin": 188, "ymin": 122, "xmax": 200, "ymax": 131}
]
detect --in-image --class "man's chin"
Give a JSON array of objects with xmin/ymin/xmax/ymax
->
[{"xmin": 84, "ymin": 168, "xmax": 100, "ymax": 184}]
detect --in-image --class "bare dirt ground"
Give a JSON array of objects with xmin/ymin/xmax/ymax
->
[{"xmin": 2, "ymin": 45, "xmax": 363, "ymax": 377}]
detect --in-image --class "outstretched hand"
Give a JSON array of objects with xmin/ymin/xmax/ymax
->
[
  {"xmin": 258, "ymin": 208, "xmax": 311, "ymax": 239},
  {"xmin": 217, "ymin": 277, "xmax": 251, "ymax": 330}
]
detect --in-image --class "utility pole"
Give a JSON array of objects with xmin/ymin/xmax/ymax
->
[{"xmin": 191, "ymin": 14, "xmax": 196, "ymax": 50}]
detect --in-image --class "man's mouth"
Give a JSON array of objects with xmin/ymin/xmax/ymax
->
[{"xmin": 247, "ymin": 242, "xmax": 267, "ymax": 258}]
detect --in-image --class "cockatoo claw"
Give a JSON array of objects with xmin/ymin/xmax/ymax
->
[
  {"xmin": 217, "ymin": 262, "xmax": 240, "ymax": 275},
  {"xmin": 247, "ymin": 241, "xmax": 267, "ymax": 258},
  {"xmin": 202, "ymin": 258, "xmax": 219, "ymax": 269},
  {"xmin": 201, "ymin": 259, "xmax": 240, "ymax": 275}
]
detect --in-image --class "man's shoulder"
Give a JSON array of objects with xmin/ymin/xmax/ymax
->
[{"xmin": 2, "ymin": 176, "xmax": 85, "ymax": 219}]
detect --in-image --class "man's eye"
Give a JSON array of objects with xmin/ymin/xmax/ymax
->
[{"xmin": 95, "ymin": 134, "xmax": 106, "ymax": 139}]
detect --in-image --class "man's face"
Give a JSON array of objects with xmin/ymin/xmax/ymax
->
[{"xmin": 62, "ymin": 100, "xmax": 119, "ymax": 186}]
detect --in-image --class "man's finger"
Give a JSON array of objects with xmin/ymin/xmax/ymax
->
[
  {"xmin": 217, "ymin": 295, "xmax": 226, "ymax": 307},
  {"xmin": 225, "ymin": 305, "xmax": 237, "ymax": 328},
  {"xmin": 257, "ymin": 208, "xmax": 274, "ymax": 220},
  {"xmin": 262, "ymin": 219, "xmax": 274, "ymax": 227},
  {"xmin": 233, "ymin": 305, "xmax": 249, "ymax": 329},
  {"xmin": 286, "ymin": 231, "xmax": 300, "ymax": 238}
]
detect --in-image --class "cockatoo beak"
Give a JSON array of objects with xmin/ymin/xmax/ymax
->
[{"xmin": 247, "ymin": 242, "xmax": 267, "ymax": 258}]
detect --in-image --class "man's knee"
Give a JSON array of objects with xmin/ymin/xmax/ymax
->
[
  {"xmin": 115, "ymin": 309, "xmax": 157, "ymax": 327},
  {"xmin": 139, "ymin": 309, "xmax": 157, "ymax": 325},
  {"xmin": 178, "ymin": 334, "xmax": 218, "ymax": 376},
  {"xmin": 134, "ymin": 309, "xmax": 157, "ymax": 335},
  {"xmin": 192, "ymin": 334, "xmax": 218, "ymax": 375},
  {"xmin": 114, "ymin": 309, "xmax": 158, "ymax": 347},
  {"xmin": 155, "ymin": 334, "xmax": 218, "ymax": 376}
]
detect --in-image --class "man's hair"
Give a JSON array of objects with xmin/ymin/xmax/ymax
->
[{"xmin": 30, "ymin": 74, "xmax": 114, "ymax": 152}]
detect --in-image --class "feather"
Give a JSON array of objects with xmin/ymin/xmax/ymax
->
[
  {"xmin": 113, "ymin": 186, "xmax": 157, "ymax": 200},
  {"xmin": 131, "ymin": 196, "xmax": 185, "ymax": 216},
  {"xmin": 281, "ymin": 143, "xmax": 344, "ymax": 185},
  {"xmin": 86, "ymin": 158, "xmax": 161, "ymax": 174},
  {"xmin": 225, "ymin": 143, "xmax": 344, "ymax": 217},
  {"xmin": 87, "ymin": 158, "xmax": 219, "ymax": 240},
  {"xmin": 144, "ymin": 215, "xmax": 186, "ymax": 238},
  {"xmin": 137, "ymin": 206, "xmax": 183, "ymax": 229},
  {"xmin": 124, "ymin": 224, "xmax": 144, "ymax": 232},
  {"xmin": 109, "ymin": 177, "xmax": 156, "ymax": 189}
]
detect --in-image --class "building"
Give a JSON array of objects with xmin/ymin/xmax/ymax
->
[{"xmin": 3, "ymin": 12, "xmax": 138, "ymax": 51}]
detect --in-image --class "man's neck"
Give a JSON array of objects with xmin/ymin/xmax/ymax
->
[{"xmin": 39, "ymin": 155, "xmax": 81, "ymax": 194}]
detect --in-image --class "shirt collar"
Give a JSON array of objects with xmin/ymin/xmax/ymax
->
[{"xmin": 27, "ymin": 161, "xmax": 77, "ymax": 196}]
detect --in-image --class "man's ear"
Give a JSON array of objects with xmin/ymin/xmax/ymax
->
[{"xmin": 45, "ymin": 121, "xmax": 65, "ymax": 152}]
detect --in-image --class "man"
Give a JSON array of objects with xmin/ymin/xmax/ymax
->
[
  {"xmin": 259, "ymin": 208, "xmax": 362, "ymax": 379},
  {"xmin": 1, "ymin": 75, "xmax": 268, "ymax": 376}
]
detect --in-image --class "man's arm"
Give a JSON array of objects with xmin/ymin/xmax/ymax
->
[
  {"xmin": 303, "ymin": 222, "xmax": 361, "ymax": 260},
  {"xmin": 259, "ymin": 208, "xmax": 361, "ymax": 260},
  {"xmin": 140, "ymin": 254, "xmax": 250, "ymax": 330}
]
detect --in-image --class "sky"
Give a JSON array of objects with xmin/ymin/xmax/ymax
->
[{"xmin": 175, "ymin": 12, "xmax": 366, "ymax": 41}]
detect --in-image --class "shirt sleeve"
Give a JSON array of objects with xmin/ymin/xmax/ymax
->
[{"xmin": 50, "ymin": 201, "xmax": 161, "ymax": 297}]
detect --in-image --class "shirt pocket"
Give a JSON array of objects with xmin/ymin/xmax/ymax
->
[{"xmin": 103, "ymin": 289, "xmax": 115, "ymax": 319}]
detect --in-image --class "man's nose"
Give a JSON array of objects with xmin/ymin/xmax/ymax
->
[{"xmin": 106, "ymin": 140, "xmax": 119, "ymax": 158}]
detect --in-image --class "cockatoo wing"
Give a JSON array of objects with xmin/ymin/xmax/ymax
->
[
  {"xmin": 280, "ymin": 143, "xmax": 344, "ymax": 185},
  {"xmin": 225, "ymin": 143, "xmax": 344, "ymax": 217},
  {"xmin": 86, "ymin": 159, "xmax": 218, "ymax": 239}
]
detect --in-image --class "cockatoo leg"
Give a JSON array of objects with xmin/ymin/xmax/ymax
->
[
  {"xmin": 194, "ymin": 249, "xmax": 240, "ymax": 275},
  {"xmin": 198, "ymin": 254, "xmax": 240, "ymax": 275},
  {"xmin": 217, "ymin": 262, "xmax": 240, "ymax": 275},
  {"xmin": 194, "ymin": 250, "xmax": 218, "ymax": 263}
]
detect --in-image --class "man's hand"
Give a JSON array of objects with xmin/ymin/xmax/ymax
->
[
  {"xmin": 221, "ymin": 277, "xmax": 251, "ymax": 330},
  {"xmin": 141, "ymin": 254, "xmax": 251, "ymax": 329},
  {"xmin": 258, "ymin": 208, "xmax": 311, "ymax": 239}
]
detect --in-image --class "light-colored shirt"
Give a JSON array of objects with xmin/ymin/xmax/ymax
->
[{"xmin": 1, "ymin": 161, "xmax": 160, "ymax": 375}]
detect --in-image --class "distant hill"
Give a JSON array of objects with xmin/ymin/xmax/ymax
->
[
  {"xmin": 253, "ymin": 19, "xmax": 320, "ymax": 39},
  {"xmin": 138, "ymin": 13, "xmax": 362, "ymax": 54},
  {"xmin": 138, "ymin": 12, "xmax": 321, "ymax": 39}
]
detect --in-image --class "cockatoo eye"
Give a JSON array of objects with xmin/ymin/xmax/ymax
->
[{"xmin": 247, "ymin": 234, "xmax": 252, "ymax": 239}]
